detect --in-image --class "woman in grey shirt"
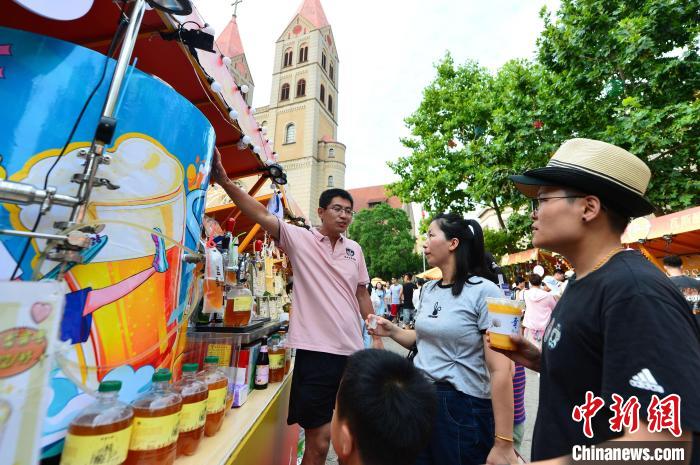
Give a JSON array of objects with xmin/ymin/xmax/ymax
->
[{"xmin": 369, "ymin": 214, "xmax": 517, "ymax": 465}]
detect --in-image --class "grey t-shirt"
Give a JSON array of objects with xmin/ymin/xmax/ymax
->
[{"xmin": 413, "ymin": 278, "xmax": 503, "ymax": 399}]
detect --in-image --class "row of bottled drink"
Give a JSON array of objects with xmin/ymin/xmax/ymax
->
[{"xmin": 60, "ymin": 356, "xmax": 228, "ymax": 465}]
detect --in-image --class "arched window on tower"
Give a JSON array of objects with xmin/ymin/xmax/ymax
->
[
  {"xmin": 298, "ymin": 45, "xmax": 308, "ymax": 63},
  {"xmin": 321, "ymin": 52, "xmax": 327, "ymax": 70},
  {"xmin": 327, "ymin": 175, "xmax": 334, "ymax": 187},
  {"xmin": 329, "ymin": 63, "xmax": 335, "ymax": 82},
  {"xmin": 320, "ymin": 84, "xmax": 325, "ymax": 103},
  {"xmin": 285, "ymin": 123, "xmax": 296, "ymax": 144},
  {"xmin": 283, "ymin": 49, "xmax": 293, "ymax": 67},
  {"xmin": 328, "ymin": 94, "xmax": 333, "ymax": 115},
  {"xmin": 280, "ymin": 83, "xmax": 290, "ymax": 101},
  {"xmin": 328, "ymin": 148, "xmax": 335, "ymax": 158},
  {"xmin": 296, "ymin": 79, "xmax": 306, "ymax": 97}
]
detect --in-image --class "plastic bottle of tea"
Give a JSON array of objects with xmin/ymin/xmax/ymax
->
[
  {"xmin": 60, "ymin": 380, "xmax": 134, "ymax": 465},
  {"xmin": 173, "ymin": 363, "xmax": 208, "ymax": 456},
  {"xmin": 125, "ymin": 369, "xmax": 182, "ymax": 465},
  {"xmin": 198, "ymin": 356, "xmax": 228, "ymax": 436}
]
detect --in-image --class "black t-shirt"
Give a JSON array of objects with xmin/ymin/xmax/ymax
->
[
  {"xmin": 402, "ymin": 282, "xmax": 417, "ymax": 308},
  {"xmin": 532, "ymin": 251, "xmax": 700, "ymax": 461}
]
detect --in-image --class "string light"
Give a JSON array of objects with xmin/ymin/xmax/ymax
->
[
  {"xmin": 253, "ymin": 145, "xmax": 262, "ymax": 155},
  {"xmin": 228, "ymin": 107, "xmax": 239, "ymax": 119},
  {"xmin": 222, "ymin": 56, "xmax": 232, "ymax": 67},
  {"xmin": 242, "ymin": 135, "xmax": 252, "ymax": 145},
  {"xmin": 240, "ymin": 84, "xmax": 250, "ymax": 94},
  {"xmin": 211, "ymin": 81, "xmax": 223, "ymax": 93}
]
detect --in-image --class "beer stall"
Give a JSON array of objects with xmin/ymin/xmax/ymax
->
[
  {"xmin": 0, "ymin": 1, "xmax": 300, "ymax": 464},
  {"xmin": 622, "ymin": 205, "xmax": 700, "ymax": 275}
]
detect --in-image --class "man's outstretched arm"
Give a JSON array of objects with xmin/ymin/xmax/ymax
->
[{"xmin": 211, "ymin": 149, "xmax": 280, "ymax": 241}]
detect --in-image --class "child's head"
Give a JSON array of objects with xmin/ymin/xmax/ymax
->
[{"xmin": 331, "ymin": 349, "xmax": 436, "ymax": 465}]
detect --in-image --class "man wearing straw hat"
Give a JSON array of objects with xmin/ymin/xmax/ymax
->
[{"xmin": 491, "ymin": 138, "xmax": 700, "ymax": 463}]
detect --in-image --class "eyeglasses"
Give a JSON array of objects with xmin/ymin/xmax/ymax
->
[
  {"xmin": 531, "ymin": 196, "xmax": 586, "ymax": 212},
  {"xmin": 327, "ymin": 205, "xmax": 355, "ymax": 216}
]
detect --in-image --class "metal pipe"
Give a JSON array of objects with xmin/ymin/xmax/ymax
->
[
  {"xmin": 69, "ymin": 0, "xmax": 147, "ymax": 224},
  {"xmin": 0, "ymin": 179, "xmax": 80, "ymax": 208},
  {"xmin": 103, "ymin": 0, "xmax": 147, "ymax": 118},
  {"xmin": 0, "ymin": 229, "xmax": 68, "ymax": 242}
]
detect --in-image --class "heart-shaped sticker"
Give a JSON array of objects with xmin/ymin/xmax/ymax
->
[{"xmin": 31, "ymin": 302, "xmax": 52, "ymax": 324}]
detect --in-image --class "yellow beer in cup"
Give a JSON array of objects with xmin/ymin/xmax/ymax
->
[{"xmin": 486, "ymin": 297, "xmax": 525, "ymax": 351}]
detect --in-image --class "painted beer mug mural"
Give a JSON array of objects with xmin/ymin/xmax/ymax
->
[{"xmin": 0, "ymin": 27, "xmax": 215, "ymax": 457}]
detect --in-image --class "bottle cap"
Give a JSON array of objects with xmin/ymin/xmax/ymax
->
[
  {"xmin": 98, "ymin": 380, "xmax": 122, "ymax": 392},
  {"xmin": 204, "ymin": 355, "xmax": 220, "ymax": 364},
  {"xmin": 152, "ymin": 369, "xmax": 172, "ymax": 382},
  {"xmin": 182, "ymin": 363, "xmax": 199, "ymax": 372}
]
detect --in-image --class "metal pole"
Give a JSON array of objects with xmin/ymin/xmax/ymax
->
[
  {"xmin": 69, "ymin": 0, "xmax": 147, "ymax": 224},
  {"xmin": 102, "ymin": 0, "xmax": 147, "ymax": 119},
  {"xmin": 0, "ymin": 229, "xmax": 69, "ymax": 242}
]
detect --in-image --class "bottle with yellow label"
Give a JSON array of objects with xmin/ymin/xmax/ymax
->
[
  {"xmin": 173, "ymin": 363, "xmax": 208, "ymax": 456},
  {"xmin": 125, "ymin": 369, "xmax": 182, "ymax": 465},
  {"xmin": 198, "ymin": 356, "xmax": 228, "ymax": 437},
  {"xmin": 60, "ymin": 380, "xmax": 134, "ymax": 465},
  {"xmin": 268, "ymin": 334, "xmax": 285, "ymax": 383}
]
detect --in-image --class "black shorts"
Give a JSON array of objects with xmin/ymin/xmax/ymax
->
[{"xmin": 287, "ymin": 349, "xmax": 348, "ymax": 429}]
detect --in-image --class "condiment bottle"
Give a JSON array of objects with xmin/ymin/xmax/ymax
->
[
  {"xmin": 254, "ymin": 339, "xmax": 270, "ymax": 390},
  {"xmin": 268, "ymin": 334, "xmax": 285, "ymax": 383},
  {"xmin": 125, "ymin": 369, "xmax": 182, "ymax": 465},
  {"xmin": 174, "ymin": 363, "xmax": 208, "ymax": 456},
  {"xmin": 61, "ymin": 380, "xmax": 134, "ymax": 465}
]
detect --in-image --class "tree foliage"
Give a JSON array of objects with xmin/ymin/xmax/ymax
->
[
  {"xmin": 348, "ymin": 204, "xmax": 422, "ymax": 280},
  {"xmin": 537, "ymin": 0, "xmax": 700, "ymax": 210},
  {"xmin": 389, "ymin": 0, "xmax": 700, "ymax": 250}
]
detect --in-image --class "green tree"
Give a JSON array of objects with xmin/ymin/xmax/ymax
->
[
  {"xmin": 388, "ymin": 55, "xmax": 561, "ymax": 233},
  {"xmin": 390, "ymin": 0, "xmax": 699, "ymax": 236},
  {"xmin": 537, "ymin": 0, "xmax": 700, "ymax": 211},
  {"xmin": 348, "ymin": 204, "xmax": 422, "ymax": 279},
  {"xmin": 483, "ymin": 212, "xmax": 534, "ymax": 261}
]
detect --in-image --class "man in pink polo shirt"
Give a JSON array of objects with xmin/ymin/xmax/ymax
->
[{"xmin": 211, "ymin": 153, "xmax": 376, "ymax": 465}]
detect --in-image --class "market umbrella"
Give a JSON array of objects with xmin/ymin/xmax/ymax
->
[{"xmin": 416, "ymin": 267, "xmax": 442, "ymax": 280}]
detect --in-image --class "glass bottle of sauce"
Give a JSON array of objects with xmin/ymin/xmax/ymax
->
[
  {"xmin": 125, "ymin": 369, "xmax": 182, "ymax": 465},
  {"xmin": 173, "ymin": 363, "xmax": 208, "ymax": 456},
  {"xmin": 199, "ymin": 356, "xmax": 228, "ymax": 436},
  {"xmin": 60, "ymin": 380, "xmax": 133, "ymax": 465},
  {"xmin": 254, "ymin": 340, "xmax": 270, "ymax": 390}
]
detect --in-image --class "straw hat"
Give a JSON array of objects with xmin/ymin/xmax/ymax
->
[{"xmin": 510, "ymin": 138, "xmax": 655, "ymax": 217}]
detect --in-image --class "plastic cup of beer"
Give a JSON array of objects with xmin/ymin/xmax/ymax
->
[
  {"xmin": 485, "ymin": 297, "xmax": 524, "ymax": 351},
  {"xmin": 367, "ymin": 314, "xmax": 378, "ymax": 330}
]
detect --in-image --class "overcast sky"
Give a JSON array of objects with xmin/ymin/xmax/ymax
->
[{"xmin": 197, "ymin": 0, "xmax": 560, "ymax": 189}]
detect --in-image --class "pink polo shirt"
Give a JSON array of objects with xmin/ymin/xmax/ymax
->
[{"xmin": 278, "ymin": 220, "xmax": 370, "ymax": 356}]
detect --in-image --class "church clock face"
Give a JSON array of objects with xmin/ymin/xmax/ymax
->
[{"xmin": 293, "ymin": 25, "xmax": 302, "ymax": 35}]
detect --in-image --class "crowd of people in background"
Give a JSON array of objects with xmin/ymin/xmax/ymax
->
[
  {"xmin": 213, "ymin": 138, "xmax": 700, "ymax": 465},
  {"xmin": 369, "ymin": 274, "xmax": 425, "ymax": 329}
]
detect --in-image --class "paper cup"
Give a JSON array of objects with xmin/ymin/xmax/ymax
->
[{"xmin": 486, "ymin": 297, "xmax": 524, "ymax": 351}]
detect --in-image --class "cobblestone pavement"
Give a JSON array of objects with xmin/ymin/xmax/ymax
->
[{"xmin": 325, "ymin": 337, "xmax": 540, "ymax": 464}]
